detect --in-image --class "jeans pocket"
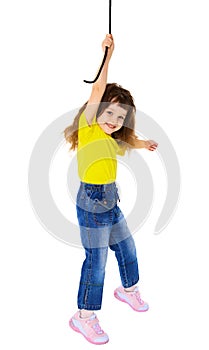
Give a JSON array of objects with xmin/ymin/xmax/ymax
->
[
  {"xmin": 92, "ymin": 191, "xmax": 116, "ymax": 213},
  {"xmin": 76, "ymin": 185, "xmax": 118, "ymax": 213}
]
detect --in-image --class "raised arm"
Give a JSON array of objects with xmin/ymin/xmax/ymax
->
[
  {"xmin": 132, "ymin": 139, "xmax": 158, "ymax": 151},
  {"xmin": 84, "ymin": 34, "xmax": 114, "ymax": 125}
]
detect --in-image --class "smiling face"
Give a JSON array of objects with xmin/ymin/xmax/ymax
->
[{"xmin": 97, "ymin": 103, "xmax": 127, "ymax": 135}]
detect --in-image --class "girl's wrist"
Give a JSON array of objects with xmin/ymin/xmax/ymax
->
[{"xmin": 144, "ymin": 140, "xmax": 148, "ymax": 149}]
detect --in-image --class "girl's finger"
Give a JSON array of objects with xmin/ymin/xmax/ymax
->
[{"xmin": 106, "ymin": 38, "xmax": 113, "ymax": 45}]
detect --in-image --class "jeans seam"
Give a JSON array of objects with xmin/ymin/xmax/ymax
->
[
  {"xmin": 78, "ymin": 304, "xmax": 102, "ymax": 310},
  {"xmin": 80, "ymin": 282, "xmax": 103, "ymax": 287},
  {"xmin": 83, "ymin": 212, "xmax": 92, "ymax": 306},
  {"xmin": 117, "ymin": 242, "xmax": 129, "ymax": 287}
]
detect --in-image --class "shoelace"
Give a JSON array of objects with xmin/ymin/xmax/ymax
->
[
  {"xmin": 127, "ymin": 288, "xmax": 144, "ymax": 305},
  {"xmin": 135, "ymin": 291, "xmax": 144, "ymax": 305},
  {"xmin": 87, "ymin": 315, "xmax": 104, "ymax": 335}
]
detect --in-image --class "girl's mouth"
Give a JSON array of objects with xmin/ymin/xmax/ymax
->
[{"xmin": 105, "ymin": 123, "xmax": 116, "ymax": 129}]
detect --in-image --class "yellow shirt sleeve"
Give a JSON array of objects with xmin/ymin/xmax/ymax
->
[
  {"xmin": 116, "ymin": 145, "xmax": 126, "ymax": 156},
  {"xmin": 79, "ymin": 111, "xmax": 96, "ymax": 129}
]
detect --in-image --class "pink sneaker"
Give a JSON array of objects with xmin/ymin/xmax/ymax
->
[
  {"xmin": 69, "ymin": 311, "xmax": 109, "ymax": 345},
  {"xmin": 114, "ymin": 286, "xmax": 149, "ymax": 312}
]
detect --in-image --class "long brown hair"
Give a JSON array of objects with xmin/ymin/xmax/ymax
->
[{"xmin": 64, "ymin": 83, "xmax": 138, "ymax": 152}]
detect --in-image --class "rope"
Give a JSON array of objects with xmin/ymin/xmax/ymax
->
[{"xmin": 83, "ymin": 0, "xmax": 112, "ymax": 84}]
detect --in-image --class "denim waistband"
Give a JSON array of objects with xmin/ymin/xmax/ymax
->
[{"xmin": 80, "ymin": 181, "xmax": 117, "ymax": 192}]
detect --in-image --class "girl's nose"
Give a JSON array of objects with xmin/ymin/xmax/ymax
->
[{"xmin": 111, "ymin": 116, "xmax": 118, "ymax": 125}]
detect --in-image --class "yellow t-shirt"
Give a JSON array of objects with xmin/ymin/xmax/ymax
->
[{"xmin": 77, "ymin": 111, "xmax": 125, "ymax": 184}]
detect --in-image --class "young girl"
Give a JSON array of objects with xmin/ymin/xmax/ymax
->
[{"xmin": 64, "ymin": 34, "xmax": 158, "ymax": 345}]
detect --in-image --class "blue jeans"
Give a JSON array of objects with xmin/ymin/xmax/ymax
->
[{"xmin": 76, "ymin": 182, "xmax": 139, "ymax": 310}]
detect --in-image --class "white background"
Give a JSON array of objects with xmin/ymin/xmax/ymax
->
[{"xmin": 1, "ymin": 0, "xmax": 209, "ymax": 349}]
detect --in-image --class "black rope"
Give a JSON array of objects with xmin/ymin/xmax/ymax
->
[{"xmin": 83, "ymin": 0, "xmax": 112, "ymax": 84}]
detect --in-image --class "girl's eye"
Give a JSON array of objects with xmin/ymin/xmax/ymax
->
[
  {"xmin": 107, "ymin": 111, "xmax": 112, "ymax": 115},
  {"xmin": 118, "ymin": 116, "xmax": 125, "ymax": 120}
]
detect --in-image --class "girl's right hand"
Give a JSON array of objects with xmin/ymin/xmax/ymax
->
[{"xmin": 102, "ymin": 34, "xmax": 114, "ymax": 59}]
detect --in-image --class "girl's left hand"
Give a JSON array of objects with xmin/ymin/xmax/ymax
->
[{"xmin": 144, "ymin": 140, "xmax": 158, "ymax": 151}]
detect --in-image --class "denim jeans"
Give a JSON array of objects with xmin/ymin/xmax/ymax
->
[{"xmin": 76, "ymin": 182, "xmax": 139, "ymax": 310}]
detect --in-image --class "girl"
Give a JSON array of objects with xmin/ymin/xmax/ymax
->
[{"xmin": 64, "ymin": 34, "xmax": 158, "ymax": 345}]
